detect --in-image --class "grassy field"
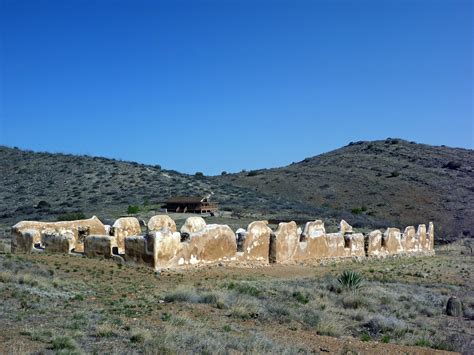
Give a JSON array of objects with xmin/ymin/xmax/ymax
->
[{"xmin": 0, "ymin": 239, "xmax": 472, "ymax": 354}]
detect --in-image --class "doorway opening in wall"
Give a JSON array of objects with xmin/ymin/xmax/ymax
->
[
  {"xmin": 344, "ymin": 236, "xmax": 351, "ymax": 249},
  {"xmin": 299, "ymin": 234, "xmax": 307, "ymax": 243},
  {"xmin": 180, "ymin": 233, "xmax": 190, "ymax": 242},
  {"xmin": 236, "ymin": 234, "xmax": 245, "ymax": 252},
  {"xmin": 268, "ymin": 233, "xmax": 276, "ymax": 263},
  {"xmin": 112, "ymin": 247, "xmax": 119, "ymax": 255},
  {"xmin": 381, "ymin": 236, "xmax": 387, "ymax": 248},
  {"xmin": 78, "ymin": 227, "xmax": 90, "ymax": 244}
]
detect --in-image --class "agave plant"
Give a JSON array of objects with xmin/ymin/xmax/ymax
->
[{"xmin": 337, "ymin": 270, "xmax": 363, "ymax": 292}]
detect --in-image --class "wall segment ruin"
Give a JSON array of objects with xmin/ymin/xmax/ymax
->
[{"xmin": 10, "ymin": 215, "xmax": 435, "ymax": 269}]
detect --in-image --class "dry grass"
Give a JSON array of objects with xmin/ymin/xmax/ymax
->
[{"xmin": 0, "ymin": 242, "xmax": 472, "ymax": 353}]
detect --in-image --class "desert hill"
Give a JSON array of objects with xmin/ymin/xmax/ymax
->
[
  {"xmin": 1, "ymin": 138, "xmax": 472, "ymax": 242},
  {"xmin": 216, "ymin": 138, "xmax": 474, "ymax": 243}
]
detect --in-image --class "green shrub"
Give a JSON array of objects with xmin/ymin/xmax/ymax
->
[
  {"xmin": 337, "ymin": 270, "xmax": 363, "ymax": 292},
  {"xmin": 292, "ymin": 291, "xmax": 309, "ymax": 304},
  {"xmin": 127, "ymin": 205, "xmax": 140, "ymax": 214}
]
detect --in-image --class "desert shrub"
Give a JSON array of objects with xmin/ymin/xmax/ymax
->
[
  {"xmin": 229, "ymin": 298, "xmax": 260, "ymax": 320},
  {"xmin": 389, "ymin": 171, "xmax": 400, "ymax": 178},
  {"xmin": 338, "ymin": 271, "xmax": 363, "ymax": 292},
  {"xmin": 195, "ymin": 172, "xmax": 204, "ymax": 177},
  {"xmin": 221, "ymin": 171, "xmax": 227, "ymax": 175},
  {"xmin": 341, "ymin": 294, "xmax": 366, "ymax": 309},
  {"xmin": 247, "ymin": 170, "xmax": 260, "ymax": 177},
  {"xmin": 164, "ymin": 287, "xmax": 221, "ymax": 305},
  {"xmin": 228, "ymin": 282, "xmax": 261, "ymax": 297},
  {"xmin": 293, "ymin": 291, "xmax": 309, "ymax": 304},
  {"xmin": 127, "ymin": 205, "xmax": 140, "ymax": 214},
  {"xmin": 52, "ymin": 335, "xmax": 77, "ymax": 350},
  {"xmin": 301, "ymin": 309, "xmax": 321, "ymax": 327},
  {"xmin": 96, "ymin": 323, "xmax": 116, "ymax": 337},
  {"xmin": 57, "ymin": 211, "xmax": 86, "ymax": 221},
  {"xmin": 443, "ymin": 161, "xmax": 462, "ymax": 170},
  {"xmin": 130, "ymin": 329, "xmax": 151, "ymax": 344},
  {"xmin": 365, "ymin": 315, "xmax": 407, "ymax": 335}
]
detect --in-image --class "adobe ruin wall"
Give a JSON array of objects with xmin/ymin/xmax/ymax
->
[{"xmin": 9, "ymin": 214, "xmax": 435, "ymax": 270}]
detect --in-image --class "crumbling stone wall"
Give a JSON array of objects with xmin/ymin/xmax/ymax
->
[
  {"xmin": 11, "ymin": 216, "xmax": 106, "ymax": 253},
  {"xmin": 42, "ymin": 229, "xmax": 75, "ymax": 253},
  {"xmin": 148, "ymin": 215, "xmax": 177, "ymax": 232},
  {"xmin": 180, "ymin": 216, "xmax": 206, "ymax": 235},
  {"xmin": 238, "ymin": 221, "xmax": 271, "ymax": 263},
  {"xmin": 84, "ymin": 235, "xmax": 117, "ymax": 259},
  {"xmin": 113, "ymin": 217, "xmax": 141, "ymax": 254},
  {"xmin": 10, "ymin": 214, "xmax": 435, "ymax": 268}
]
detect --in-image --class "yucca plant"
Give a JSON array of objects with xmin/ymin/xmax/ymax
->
[{"xmin": 337, "ymin": 270, "xmax": 363, "ymax": 292}]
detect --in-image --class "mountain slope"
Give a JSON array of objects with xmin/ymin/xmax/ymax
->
[
  {"xmin": 1, "ymin": 138, "xmax": 472, "ymax": 242},
  {"xmin": 216, "ymin": 138, "xmax": 474, "ymax": 242}
]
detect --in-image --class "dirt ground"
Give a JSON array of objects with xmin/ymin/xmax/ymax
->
[{"xmin": 0, "ymin": 239, "xmax": 472, "ymax": 354}]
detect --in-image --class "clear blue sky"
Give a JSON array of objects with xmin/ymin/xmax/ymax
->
[{"xmin": 0, "ymin": 0, "xmax": 472, "ymax": 175}]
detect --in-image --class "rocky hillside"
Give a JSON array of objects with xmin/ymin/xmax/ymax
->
[
  {"xmin": 216, "ymin": 138, "xmax": 474, "ymax": 243},
  {"xmin": 1, "ymin": 138, "xmax": 472, "ymax": 242}
]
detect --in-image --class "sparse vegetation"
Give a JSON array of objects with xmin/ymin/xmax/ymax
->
[{"xmin": 0, "ymin": 241, "xmax": 472, "ymax": 353}]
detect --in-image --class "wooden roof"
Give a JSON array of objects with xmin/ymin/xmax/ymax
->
[{"xmin": 165, "ymin": 196, "xmax": 207, "ymax": 204}]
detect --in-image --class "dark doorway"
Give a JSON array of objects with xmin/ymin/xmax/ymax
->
[{"xmin": 268, "ymin": 233, "xmax": 276, "ymax": 263}]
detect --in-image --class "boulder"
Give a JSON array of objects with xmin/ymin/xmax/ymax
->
[{"xmin": 446, "ymin": 296, "xmax": 463, "ymax": 317}]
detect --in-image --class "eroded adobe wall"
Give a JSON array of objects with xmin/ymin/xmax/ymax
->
[
  {"xmin": 180, "ymin": 216, "xmax": 206, "ymax": 235},
  {"xmin": 9, "ymin": 213, "xmax": 435, "ymax": 267},
  {"xmin": 170, "ymin": 224, "xmax": 237, "ymax": 267},
  {"xmin": 237, "ymin": 221, "xmax": 271, "ymax": 263},
  {"xmin": 148, "ymin": 215, "xmax": 177, "ymax": 233},
  {"xmin": 11, "ymin": 216, "xmax": 106, "ymax": 253},
  {"xmin": 84, "ymin": 236, "xmax": 117, "ymax": 259},
  {"xmin": 272, "ymin": 221, "xmax": 299, "ymax": 264},
  {"xmin": 43, "ymin": 229, "xmax": 75, "ymax": 253},
  {"xmin": 113, "ymin": 217, "xmax": 141, "ymax": 254}
]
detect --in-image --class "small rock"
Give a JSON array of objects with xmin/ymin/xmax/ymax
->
[{"xmin": 446, "ymin": 296, "xmax": 463, "ymax": 316}]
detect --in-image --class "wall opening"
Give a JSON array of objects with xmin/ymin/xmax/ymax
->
[
  {"xmin": 299, "ymin": 233, "xmax": 307, "ymax": 243},
  {"xmin": 112, "ymin": 247, "xmax": 119, "ymax": 255},
  {"xmin": 344, "ymin": 235, "xmax": 351, "ymax": 249},
  {"xmin": 180, "ymin": 233, "xmax": 190, "ymax": 242},
  {"xmin": 236, "ymin": 233, "xmax": 245, "ymax": 252},
  {"xmin": 268, "ymin": 233, "xmax": 276, "ymax": 263},
  {"xmin": 364, "ymin": 235, "xmax": 369, "ymax": 257},
  {"xmin": 109, "ymin": 227, "xmax": 115, "ymax": 236},
  {"xmin": 77, "ymin": 227, "xmax": 90, "ymax": 244},
  {"xmin": 381, "ymin": 236, "xmax": 387, "ymax": 248}
]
